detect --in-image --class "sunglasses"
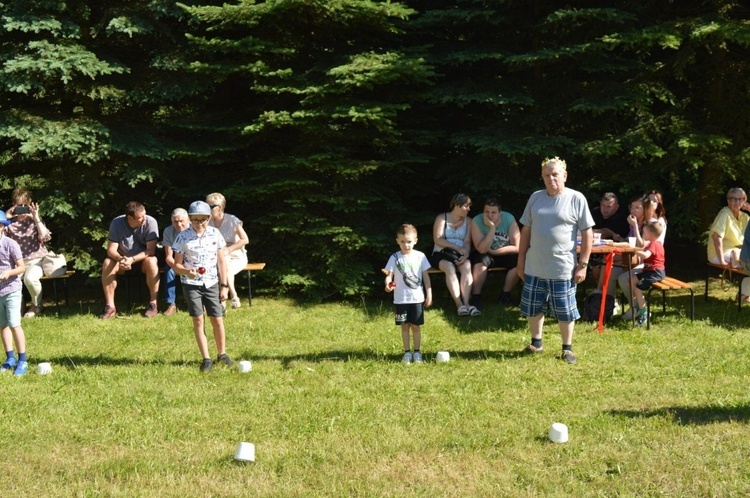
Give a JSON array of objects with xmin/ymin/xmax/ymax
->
[
  {"xmin": 209, "ymin": 205, "xmax": 221, "ymax": 209},
  {"xmin": 190, "ymin": 217, "xmax": 210, "ymax": 223}
]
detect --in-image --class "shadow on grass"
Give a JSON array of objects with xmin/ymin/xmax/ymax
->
[
  {"xmin": 236, "ymin": 347, "xmax": 534, "ymax": 368},
  {"xmin": 43, "ymin": 354, "xmax": 190, "ymax": 368},
  {"xmin": 608, "ymin": 404, "xmax": 750, "ymax": 425}
]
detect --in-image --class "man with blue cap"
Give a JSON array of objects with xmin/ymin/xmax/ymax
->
[{"xmin": 172, "ymin": 201, "xmax": 234, "ymax": 373}]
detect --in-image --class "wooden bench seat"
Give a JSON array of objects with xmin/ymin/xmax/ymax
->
[
  {"xmin": 426, "ymin": 266, "xmax": 507, "ymax": 275},
  {"xmin": 705, "ymin": 262, "xmax": 750, "ymax": 312},
  {"xmin": 244, "ymin": 262, "xmax": 266, "ymax": 306},
  {"xmin": 646, "ymin": 276, "xmax": 694, "ymax": 329},
  {"xmin": 39, "ymin": 270, "xmax": 75, "ymax": 314}
]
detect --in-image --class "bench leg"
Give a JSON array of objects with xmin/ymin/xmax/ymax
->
[
  {"xmin": 51, "ymin": 279, "xmax": 60, "ymax": 315},
  {"xmin": 689, "ymin": 288, "xmax": 695, "ymax": 321},
  {"xmin": 247, "ymin": 270, "xmax": 253, "ymax": 306},
  {"xmin": 647, "ymin": 288, "xmax": 653, "ymax": 330}
]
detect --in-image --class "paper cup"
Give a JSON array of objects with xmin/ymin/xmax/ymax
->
[
  {"xmin": 238, "ymin": 360, "xmax": 252, "ymax": 373},
  {"xmin": 435, "ymin": 351, "xmax": 450, "ymax": 363},
  {"xmin": 593, "ymin": 232, "xmax": 602, "ymax": 243},
  {"xmin": 628, "ymin": 236, "xmax": 636, "ymax": 247},
  {"xmin": 234, "ymin": 442, "xmax": 255, "ymax": 462},
  {"xmin": 37, "ymin": 362, "xmax": 52, "ymax": 375},
  {"xmin": 548, "ymin": 423, "xmax": 569, "ymax": 443}
]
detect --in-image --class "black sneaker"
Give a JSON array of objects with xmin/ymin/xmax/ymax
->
[
  {"xmin": 560, "ymin": 350, "xmax": 577, "ymax": 364},
  {"xmin": 200, "ymin": 358, "xmax": 213, "ymax": 373},
  {"xmin": 218, "ymin": 353, "xmax": 234, "ymax": 367}
]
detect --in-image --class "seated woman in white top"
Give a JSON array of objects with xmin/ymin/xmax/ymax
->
[
  {"xmin": 428, "ymin": 193, "xmax": 477, "ymax": 316},
  {"xmin": 206, "ymin": 193, "xmax": 249, "ymax": 310}
]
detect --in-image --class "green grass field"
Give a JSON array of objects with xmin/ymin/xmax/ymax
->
[{"xmin": 2, "ymin": 277, "xmax": 750, "ymax": 496}]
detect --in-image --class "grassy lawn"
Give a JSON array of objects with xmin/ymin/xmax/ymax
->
[{"xmin": 2, "ymin": 276, "xmax": 750, "ymax": 496}]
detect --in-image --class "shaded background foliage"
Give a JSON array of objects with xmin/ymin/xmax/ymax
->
[{"xmin": 1, "ymin": 0, "xmax": 749, "ymax": 299}]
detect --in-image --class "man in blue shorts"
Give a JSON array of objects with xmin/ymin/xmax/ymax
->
[{"xmin": 516, "ymin": 157, "xmax": 594, "ymax": 364}]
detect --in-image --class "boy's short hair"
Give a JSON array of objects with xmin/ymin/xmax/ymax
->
[
  {"xmin": 644, "ymin": 220, "xmax": 663, "ymax": 237},
  {"xmin": 397, "ymin": 224, "xmax": 418, "ymax": 237}
]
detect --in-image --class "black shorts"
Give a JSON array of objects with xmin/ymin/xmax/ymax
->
[
  {"xmin": 428, "ymin": 251, "xmax": 456, "ymax": 268},
  {"xmin": 470, "ymin": 252, "xmax": 518, "ymax": 270},
  {"xmin": 394, "ymin": 303, "xmax": 425, "ymax": 326},
  {"xmin": 636, "ymin": 269, "xmax": 665, "ymax": 290}
]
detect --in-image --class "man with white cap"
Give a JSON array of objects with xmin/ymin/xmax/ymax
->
[{"xmin": 172, "ymin": 201, "xmax": 234, "ymax": 373}]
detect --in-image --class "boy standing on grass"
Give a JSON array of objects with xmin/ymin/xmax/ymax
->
[
  {"xmin": 629, "ymin": 220, "xmax": 665, "ymax": 326},
  {"xmin": 172, "ymin": 201, "xmax": 234, "ymax": 373},
  {"xmin": 384, "ymin": 224, "xmax": 432, "ymax": 364},
  {"xmin": 0, "ymin": 211, "xmax": 29, "ymax": 376}
]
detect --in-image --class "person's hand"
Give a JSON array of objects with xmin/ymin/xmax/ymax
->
[
  {"xmin": 483, "ymin": 214, "xmax": 496, "ymax": 230},
  {"xmin": 118, "ymin": 256, "xmax": 132, "ymax": 270},
  {"xmin": 0, "ymin": 270, "xmax": 7, "ymax": 280},
  {"xmin": 573, "ymin": 266, "xmax": 586, "ymax": 284},
  {"xmin": 627, "ymin": 214, "xmax": 637, "ymax": 227},
  {"xmin": 29, "ymin": 202, "xmax": 40, "ymax": 220}
]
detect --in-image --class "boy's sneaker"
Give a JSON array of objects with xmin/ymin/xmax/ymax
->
[
  {"xmin": 412, "ymin": 352, "xmax": 423, "ymax": 363},
  {"xmin": 1, "ymin": 357, "xmax": 17, "ymax": 372},
  {"xmin": 218, "ymin": 354, "xmax": 234, "ymax": 367},
  {"xmin": 560, "ymin": 350, "xmax": 577, "ymax": 364},
  {"xmin": 402, "ymin": 352, "xmax": 412, "ymax": 364},
  {"xmin": 13, "ymin": 361, "xmax": 29, "ymax": 377},
  {"xmin": 200, "ymin": 359, "xmax": 213, "ymax": 373}
]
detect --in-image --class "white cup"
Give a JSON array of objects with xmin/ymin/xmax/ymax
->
[
  {"xmin": 37, "ymin": 362, "xmax": 52, "ymax": 375},
  {"xmin": 238, "ymin": 360, "xmax": 252, "ymax": 373},
  {"xmin": 628, "ymin": 236, "xmax": 637, "ymax": 247},
  {"xmin": 435, "ymin": 351, "xmax": 450, "ymax": 363},
  {"xmin": 593, "ymin": 232, "xmax": 602, "ymax": 243},
  {"xmin": 234, "ymin": 442, "xmax": 255, "ymax": 462},
  {"xmin": 548, "ymin": 423, "xmax": 569, "ymax": 443}
]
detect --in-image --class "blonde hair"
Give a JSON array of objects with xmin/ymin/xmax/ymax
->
[
  {"xmin": 205, "ymin": 192, "xmax": 226, "ymax": 209},
  {"xmin": 644, "ymin": 220, "xmax": 664, "ymax": 237},
  {"xmin": 541, "ymin": 156, "xmax": 567, "ymax": 171},
  {"xmin": 397, "ymin": 223, "xmax": 418, "ymax": 237}
]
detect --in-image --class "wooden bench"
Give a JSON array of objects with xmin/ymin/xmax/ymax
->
[
  {"xmin": 244, "ymin": 262, "xmax": 266, "ymax": 306},
  {"xmin": 39, "ymin": 270, "xmax": 75, "ymax": 314},
  {"xmin": 426, "ymin": 266, "xmax": 507, "ymax": 275},
  {"xmin": 645, "ymin": 276, "xmax": 694, "ymax": 330},
  {"xmin": 705, "ymin": 262, "xmax": 750, "ymax": 312}
]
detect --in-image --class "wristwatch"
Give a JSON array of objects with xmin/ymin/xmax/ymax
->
[{"xmin": 580, "ymin": 261, "xmax": 589, "ymax": 268}]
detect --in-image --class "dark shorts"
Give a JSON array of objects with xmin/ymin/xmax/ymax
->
[
  {"xmin": 183, "ymin": 283, "xmax": 224, "ymax": 317},
  {"xmin": 394, "ymin": 302, "xmax": 425, "ymax": 326},
  {"xmin": 428, "ymin": 251, "xmax": 457, "ymax": 268},
  {"xmin": 520, "ymin": 275, "xmax": 580, "ymax": 322},
  {"xmin": 470, "ymin": 252, "xmax": 519, "ymax": 270},
  {"xmin": 636, "ymin": 269, "xmax": 665, "ymax": 290}
]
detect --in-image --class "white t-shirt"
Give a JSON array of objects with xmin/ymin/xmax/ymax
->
[{"xmin": 385, "ymin": 250, "xmax": 431, "ymax": 304}]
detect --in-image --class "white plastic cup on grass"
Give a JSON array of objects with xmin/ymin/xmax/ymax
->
[
  {"xmin": 37, "ymin": 362, "xmax": 52, "ymax": 375},
  {"xmin": 435, "ymin": 351, "xmax": 450, "ymax": 363},
  {"xmin": 234, "ymin": 442, "xmax": 255, "ymax": 462},
  {"xmin": 548, "ymin": 423, "xmax": 569, "ymax": 443},
  {"xmin": 238, "ymin": 360, "xmax": 252, "ymax": 373}
]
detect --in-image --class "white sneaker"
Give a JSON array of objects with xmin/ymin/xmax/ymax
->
[
  {"xmin": 412, "ymin": 352, "xmax": 423, "ymax": 363},
  {"xmin": 402, "ymin": 352, "xmax": 412, "ymax": 364}
]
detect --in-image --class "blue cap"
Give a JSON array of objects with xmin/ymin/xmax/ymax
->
[
  {"xmin": 188, "ymin": 201, "xmax": 211, "ymax": 217},
  {"xmin": 0, "ymin": 210, "xmax": 10, "ymax": 226}
]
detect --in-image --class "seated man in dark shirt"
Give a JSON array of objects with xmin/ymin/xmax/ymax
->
[{"xmin": 590, "ymin": 192, "xmax": 630, "ymax": 285}]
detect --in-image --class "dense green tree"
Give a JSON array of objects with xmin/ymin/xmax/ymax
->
[
  {"xmin": 0, "ymin": 0, "xmax": 189, "ymax": 272},
  {"xmin": 175, "ymin": 0, "xmax": 434, "ymax": 298}
]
